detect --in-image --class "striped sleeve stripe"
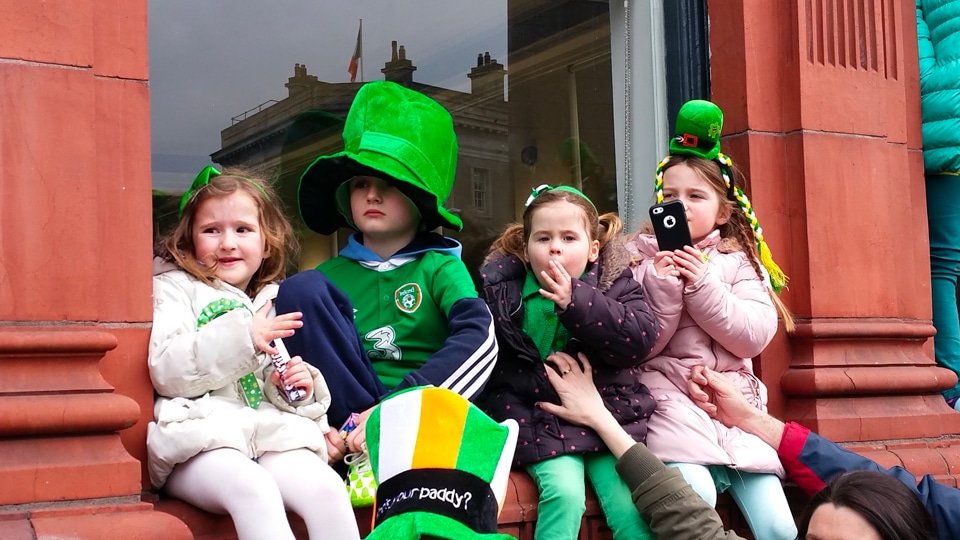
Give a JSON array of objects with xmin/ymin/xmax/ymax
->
[
  {"xmin": 441, "ymin": 315, "xmax": 498, "ymax": 398},
  {"xmin": 443, "ymin": 330, "xmax": 497, "ymax": 398},
  {"xmin": 456, "ymin": 351, "xmax": 498, "ymax": 400}
]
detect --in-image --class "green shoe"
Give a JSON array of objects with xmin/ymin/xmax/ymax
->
[{"xmin": 345, "ymin": 451, "xmax": 377, "ymax": 507}]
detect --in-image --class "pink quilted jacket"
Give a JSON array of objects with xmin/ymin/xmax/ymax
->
[{"xmin": 626, "ymin": 230, "xmax": 784, "ymax": 476}]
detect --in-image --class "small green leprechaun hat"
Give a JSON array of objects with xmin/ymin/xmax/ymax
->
[
  {"xmin": 668, "ymin": 99, "xmax": 724, "ymax": 160},
  {"xmin": 298, "ymin": 80, "xmax": 462, "ymax": 234},
  {"xmin": 364, "ymin": 386, "xmax": 518, "ymax": 539},
  {"xmin": 656, "ymin": 99, "xmax": 789, "ymax": 293}
]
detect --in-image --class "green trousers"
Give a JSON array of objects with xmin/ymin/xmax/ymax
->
[{"xmin": 526, "ymin": 452, "xmax": 653, "ymax": 540}]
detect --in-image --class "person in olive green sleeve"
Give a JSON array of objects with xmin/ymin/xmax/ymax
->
[
  {"xmin": 541, "ymin": 352, "xmax": 943, "ymax": 540},
  {"xmin": 536, "ymin": 351, "xmax": 743, "ymax": 540}
]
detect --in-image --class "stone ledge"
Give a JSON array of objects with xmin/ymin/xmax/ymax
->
[
  {"xmin": 0, "ymin": 502, "xmax": 191, "ymax": 540},
  {"xmin": 847, "ymin": 438, "xmax": 960, "ymax": 488},
  {"xmin": 150, "ymin": 470, "xmax": 766, "ymax": 540}
]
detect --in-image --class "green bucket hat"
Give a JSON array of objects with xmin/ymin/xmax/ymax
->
[
  {"xmin": 364, "ymin": 386, "xmax": 518, "ymax": 539},
  {"xmin": 668, "ymin": 99, "xmax": 724, "ymax": 160},
  {"xmin": 298, "ymin": 81, "xmax": 462, "ymax": 234}
]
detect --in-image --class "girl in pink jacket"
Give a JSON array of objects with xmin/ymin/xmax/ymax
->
[{"xmin": 626, "ymin": 100, "xmax": 796, "ymax": 540}]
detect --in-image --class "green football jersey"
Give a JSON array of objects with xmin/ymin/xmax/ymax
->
[{"xmin": 318, "ymin": 251, "xmax": 477, "ymax": 388}]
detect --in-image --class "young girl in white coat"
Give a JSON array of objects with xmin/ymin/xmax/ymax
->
[
  {"xmin": 627, "ymin": 101, "xmax": 796, "ymax": 540},
  {"xmin": 148, "ymin": 166, "xmax": 359, "ymax": 540}
]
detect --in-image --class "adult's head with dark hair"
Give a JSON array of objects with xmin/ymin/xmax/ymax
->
[{"xmin": 798, "ymin": 470, "xmax": 935, "ymax": 540}]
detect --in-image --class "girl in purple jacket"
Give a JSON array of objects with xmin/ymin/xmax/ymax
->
[
  {"xmin": 478, "ymin": 185, "xmax": 657, "ymax": 540},
  {"xmin": 627, "ymin": 100, "xmax": 796, "ymax": 540}
]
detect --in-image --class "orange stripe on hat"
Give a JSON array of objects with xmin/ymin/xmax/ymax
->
[{"xmin": 411, "ymin": 388, "xmax": 467, "ymax": 469}]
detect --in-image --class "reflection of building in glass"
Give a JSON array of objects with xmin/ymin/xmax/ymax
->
[
  {"xmin": 213, "ymin": 3, "xmax": 616, "ymax": 273},
  {"xmin": 506, "ymin": 0, "xmax": 616, "ymax": 215},
  {"xmin": 211, "ymin": 42, "xmax": 511, "ymax": 271}
]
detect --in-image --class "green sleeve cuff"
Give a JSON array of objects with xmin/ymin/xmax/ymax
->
[{"xmin": 615, "ymin": 443, "xmax": 667, "ymax": 491}]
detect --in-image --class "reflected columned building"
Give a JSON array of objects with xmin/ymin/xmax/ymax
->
[
  {"xmin": 211, "ymin": 41, "xmax": 511, "ymax": 272},
  {"xmin": 212, "ymin": 2, "xmax": 620, "ymax": 274}
]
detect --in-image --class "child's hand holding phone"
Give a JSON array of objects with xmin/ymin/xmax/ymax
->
[
  {"xmin": 653, "ymin": 251, "xmax": 680, "ymax": 278},
  {"xmin": 671, "ymin": 246, "xmax": 709, "ymax": 283}
]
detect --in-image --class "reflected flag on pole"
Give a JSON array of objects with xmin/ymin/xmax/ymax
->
[{"xmin": 348, "ymin": 22, "xmax": 362, "ymax": 82}]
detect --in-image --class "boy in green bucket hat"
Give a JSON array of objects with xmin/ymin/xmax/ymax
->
[{"xmin": 276, "ymin": 81, "xmax": 498, "ymax": 470}]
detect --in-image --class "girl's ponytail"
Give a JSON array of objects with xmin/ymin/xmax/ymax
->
[
  {"xmin": 487, "ymin": 223, "xmax": 526, "ymax": 261},
  {"xmin": 596, "ymin": 212, "xmax": 622, "ymax": 248},
  {"xmin": 770, "ymin": 291, "xmax": 795, "ymax": 333}
]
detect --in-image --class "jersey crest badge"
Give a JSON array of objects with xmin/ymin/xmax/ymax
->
[{"xmin": 395, "ymin": 283, "xmax": 422, "ymax": 313}]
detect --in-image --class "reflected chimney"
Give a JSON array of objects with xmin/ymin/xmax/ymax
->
[
  {"xmin": 286, "ymin": 62, "xmax": 318, "ymax": 97},
  {"xmin": 382, "ymin": 41, "xmax": 417, "ymax": 86},
  {"xmin": 468, "ymin": 51, "xmax": 505, "ymax": 101}
]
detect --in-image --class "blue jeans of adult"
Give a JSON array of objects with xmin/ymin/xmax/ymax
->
[{"xmin": 927, "ymin": 174, "xmax": 960, "ymax": 402}]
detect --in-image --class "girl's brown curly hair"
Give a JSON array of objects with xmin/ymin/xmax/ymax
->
[{"xmin": 158, "ymin": 168, "xmax": 297, "ymax": 297}]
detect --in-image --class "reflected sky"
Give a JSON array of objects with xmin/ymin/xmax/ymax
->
[{"xmin": 149, "ymin": 1, "xmax": 507, "ymax": 191}]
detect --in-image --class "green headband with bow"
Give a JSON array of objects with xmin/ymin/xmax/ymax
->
[
  {"xmin": 524, "ymin": 184, "xmax": 596, "ymax": 213},
  {"xmin": 178, "ymin": 165, "xmax": 266, "ymax": 219},
  {"xmin": 178, "ymin": 166, "xmax": 220, "ymax": 218}
]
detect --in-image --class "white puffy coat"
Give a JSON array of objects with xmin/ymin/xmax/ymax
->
[{"xmin": 147, "ymin": 262, "xmax": 332, "ymax": 488}]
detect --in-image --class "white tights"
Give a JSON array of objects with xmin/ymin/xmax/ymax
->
[{"xmin": 164, "ymin": 447, "xmax": 360, "ymax": 540}]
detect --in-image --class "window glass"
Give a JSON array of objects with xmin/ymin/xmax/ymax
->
[
  {"xmin": 150, "ymin": 0, "xmax": 618, "ymax": 276},
  {"xmin": 472, "ymin": 167, "xmax": 491, "ymax": 216}
]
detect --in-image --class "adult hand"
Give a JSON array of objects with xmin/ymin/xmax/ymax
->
[
  {"xmin": 324, "ymin": 429, "xmax": 346, "ymax": 464},
  {"xmin": 539, "ymin": 351, "xmax": 637, "ymax": 458},
  {"xmin": 269, "ymin": 355, "xmax": 313, "ymax": 399},
  {"xmin": 251, "ymin": 300, "xmax": 303, "ymax": 355},
  {"xmin": 688, "ymin": 365, "xmax": 785, "ymax": 449},
  {"xmin": 672, "ymin": 246, "xmax": 708, "ymax": 284},
  {"xmin": 538, "ymin": 259, "xmax": 574, "ymax": 310},
  {"xmin": 345, "ymin": 407, "xmax": 375, "ymax": 454},
  {"xmin": 687, "ymin": 365, "xmax": 751, "ymax": 426},
  {"xmin": 537, "ymin": 352, "xmax": 608, "ymax": 428}
]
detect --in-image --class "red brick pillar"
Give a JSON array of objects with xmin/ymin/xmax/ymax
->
[
  {"xmin": 708, "ymin": 0, "xmax": 960, "ymax": 480},
  {"xmin": 0, "ymin": 1, "xmax": 189, "ymax": 537}
]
